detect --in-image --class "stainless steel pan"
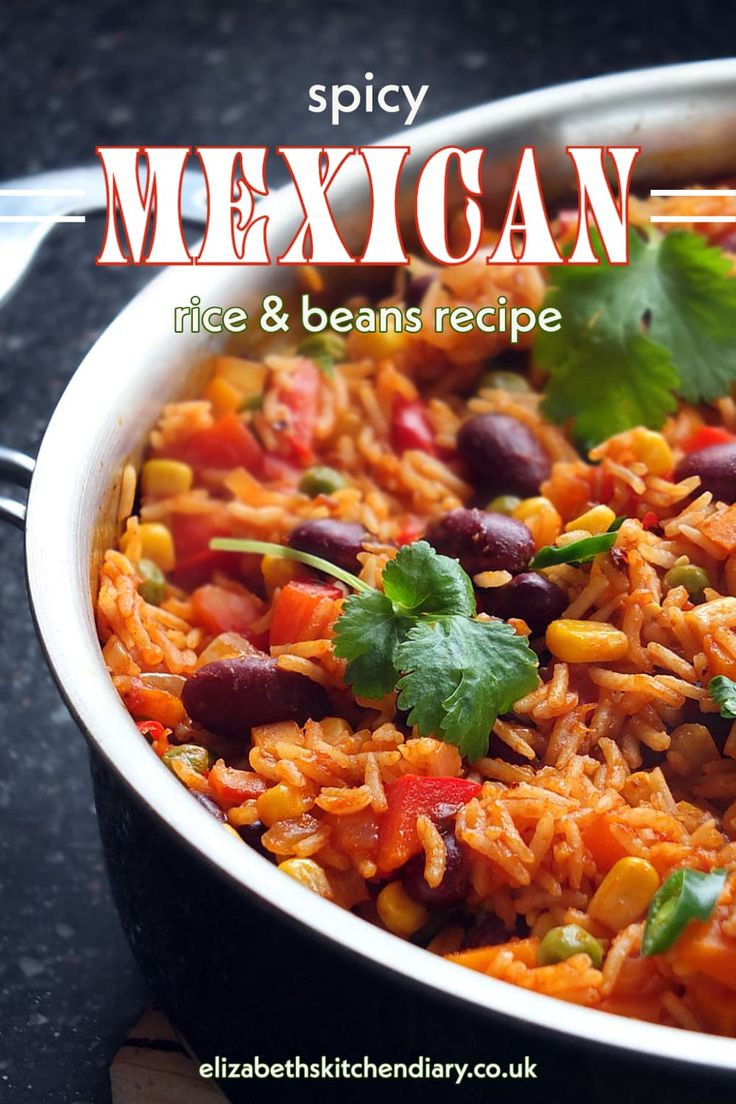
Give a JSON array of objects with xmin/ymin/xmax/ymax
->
[{"xmin": 5, "ymin": 60, "xmax": 736, "ymax": 1096}]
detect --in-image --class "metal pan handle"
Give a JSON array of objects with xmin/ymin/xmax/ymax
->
[{"xmin": 0, "ymin": 446, "xmax": 35, "ymax": 530}]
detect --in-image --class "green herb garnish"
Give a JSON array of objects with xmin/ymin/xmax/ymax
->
[
  {"xmin": 642, "ymin": 867, "xmax": 727, "ymax": 956},
  {"xmin": 530, "ymin": 517, "xmax": 624, "ymax": 569},
  {"xmin": 212, "ymin": 537, "xmax": 539, "ymax": 760},
  {"xmin": 708, "ymin": 675, "xmax": 736, "ymax": 719},
  {"xmin": 536, "ymin": 227, "xmax": 736, "ymax": 447},
  {"xmin": 296, "ymin": 332, "xmax": 346, "ymax": 378}
]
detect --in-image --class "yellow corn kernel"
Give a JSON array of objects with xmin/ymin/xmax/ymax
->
[
  {"xmin": 256, "ymin": 783, "xmax": 313, "ymax": 827},
  {"xmin": 376, "ymin": 881, "xmax": 428, "ymax": 937},
  {"xmin": 588, "ymin": 857, "xmax": 660, "ymax": 931},
  {"xmin": 202, "ymin": 374, "xmax": 242, "ymax": 417},
  {"xmin": 138, "ymin": 522, "xmax": 176, "ymax": 572},
  {"xmin": 630, "ymin": 428, "xmax": 674, "ymax": 477},
  {"xmin": 667, "ymin": 723, "xmax": 720, "ymax": 774},
  {"xmin": 212, "ymin": 356, "xmax": 268, "ymax": 396},
  {"xmin": 546, "ymin": 619, "xmax": 628, "ymax": 664},
  {"xmin": 261, "ymin": 553, "xmax": 304, "ymax": 596},
  {"xmin": 141, "ymin": 459, "xmax": 193, "ymax": 498},
  {"xmin": 348, "ymin": 328, "xmax": 408, "ymax": 361},
  {"xmin": 278, "ymin": 858, "xmax": 333, "ymax": 898},
  {"xmin": 565, "ymin": 504, "xmax": 616, "ymax": 535},
  {"xmin": 512, "ymin": 496, "xmax": 562, "ymax": 550}
]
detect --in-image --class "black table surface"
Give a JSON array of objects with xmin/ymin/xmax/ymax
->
[{"xmin": 1, "ymin": 2, "xmax": 735, "ymax": 1101}]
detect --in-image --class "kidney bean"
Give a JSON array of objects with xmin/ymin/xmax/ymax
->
[
  {"xmin": 461, "ymin": 912, "xmax": 510, "ymax": 949},
  {"xmin": 404, "ymin": 273, "xmax": 434, "ymax": 308},
  {"xmin": 425, "ymin": 508, "xmax": 534, "ymax": 576},
  {"xmin": 674, "ymin": 442, "xmax": 736, "ymax": 504},
  {"xmin": 236, "ymin": 819, "xmax": 272, "ymax": 858},
  {"xmin": 457, "ymin": 413, "xmax": 551, "ymax": 498},
  {"xmin": 479, "ymin": 571, "xmax": 568, "ymax": 634},
  {"xmin": 401, "ymin": 828, "xmax": 469, "ymax": 908},
  {"xmin": 182, "ymin": 656, "xmax": 330, "ymax": 740},
  {"xmin": 288, "ymin": 518, "xmax": 370, "ymax": 574}
]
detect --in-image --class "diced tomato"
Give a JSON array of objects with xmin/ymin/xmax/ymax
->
[
  {"xmin": 682, "ymin": 426, "xmax": 736, "ymax": 453},
  {"xmin": 269, "ymin": 579, "xmax": 343, "ymax": 647},
  {"xmin": 192, "ymin": 584, "xmax": 263, "ymax": 637},
  {"xmin": 395, "ymin": 515, "xmax": 424, "ymax": 546},
  {"xmin": 208, "ymin": 759, "xmax": 268, "ymax": 808},
  {"xmin": 376, "ymin": 774, "xmax": 481, "ymax": 874},
  {"xmin": 170, "ymin": 412, "xmax": 264, "ymax": 474},
  {"xmin": 390, "ymin": 397, "xmax": 438, "ymax": 456},
  {"xmin": 171, "ymin": 513, "xmax": 231, "ymax": 561},
  {"xmin": 276, "ymin": 359, "xmax": 321, "ymax": 466}
]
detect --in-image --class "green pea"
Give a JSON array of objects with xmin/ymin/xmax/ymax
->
[
  {"xmin": 537, "ymin": 924, "xmax": 604, "ymax": 969},
  {"xmin": 239, "ymin": 393, "xmax": 264, "ymax": 412},
  {"xmin": 162, "ymin": 744, "xmax": 212, "ymax": 775},
  {"xmin": 486, "ymin": 494, "xmax": 522, "ymax": 516},
  {"xmin": 664, "ymin": 563, "xmax": 711, "ymax": 604},
  {"xmin": 138, "ymin": 558, "xmax": 166, "ymax": 606},
  {"xmin": 298, "ymin": 465, "xmax": 348, "ymax": 498},
  {"xmin": 479, "ymin": 369, "xmax": 532, "ymax": 393},
  {"xmin": 297, "ymin": 331, "xmax": 346, "ymax": 375}
]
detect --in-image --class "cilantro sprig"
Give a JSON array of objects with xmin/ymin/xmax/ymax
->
[
  {"xmin": 334, "ymin": 541, "xmax": 538, "ymax": 759},
  {"xmin": 212, "ymin": 537, "xmax": 539, "ymax": 760},
  {"xmin": 709, "ymin": 675, "xmax": 736, "ymax": 719},
  {"xmin": 536, "ymin": 227, "xmax": 736, "ymax": 448}
]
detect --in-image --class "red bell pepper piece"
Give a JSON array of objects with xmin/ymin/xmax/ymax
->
[
  {"xmin": 376, "ymin": 774, "xmax": 481, "ymax": 874},
  {"xmin": 682, "ymin": 426, "xmax": 736, "ymax": 453},
  {"xmin": 395, "ymin": 515, "xmax": 424, "ymax": 546},
  {"xmin": 641, "ymin": 510, "xmax": 660, "ymax": 532},
  {"xmin": 170, "ymin": 412, "xmax": 264, "ymax": 474},
  {"xmin": 269, "ymin": 579, "xmax": 343, "ymax": 647},
  {"xmin": 276, "ymin": 359, "xmax": 321, "ymax": 465},
  {"xmin": 390, "ymin": 397, "xmax": 438, "ymax": 456}
]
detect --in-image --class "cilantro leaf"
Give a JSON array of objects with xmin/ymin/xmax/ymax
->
[
  {"xmin": 709, "ymin": 675, "xmax": 736, "ymax": 719},
  {"xmin": 536, "ymin": 227, "xmax": 736, "ymax": 446},
  {"xmin": 382, "ymin": 540, "xmax": 475, "ymax": 618},
  {"xmin": 395, "ymin": 617, "xmax": 539, "ymax": 761},
  {"xmin": 333, "ymin": 589, "xmax": 407, "ymax": 699}
]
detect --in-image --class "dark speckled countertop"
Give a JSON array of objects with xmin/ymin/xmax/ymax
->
[{"xmin": 0, "ymin": 2, "xmax": 734, "ymax": 1101}]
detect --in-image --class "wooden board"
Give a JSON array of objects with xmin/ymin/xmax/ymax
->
[{"xmin": 110, "ymin": 1008, "xmax": 226, "ymax": 1103}]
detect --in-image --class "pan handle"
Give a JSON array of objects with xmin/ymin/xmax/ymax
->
[{"xmin": 0, "ymin": 446, "xmax": 35, "ymax": 530}]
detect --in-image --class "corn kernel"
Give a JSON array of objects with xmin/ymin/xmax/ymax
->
[
  {"xmin": 512, "ymin": 496, "xmax": 562, "ymax": 550},
  {"xmin": 667, "ymin": 723, "xmax": 720, "ymax": 774},
  {"xmin": 141, "ymin": 459, "xmax": 193, "ymax": 498},
  {"xmin": 348, "ymin": 328, "xmax": 408, "ymax": 361},
  {"xmin": 546, "ymin": 619, "xmax": 628, "ymax": 663},
  {"xmin": 202, "ymin": 374, "xmax": 242, "ymax": 417},
  {"xmin": 376, "ymin": 881, "xmax": 428, "ymax": 937},
  {"xmin": 588, "ymin": 857, "xmax": 660, "ymax": 931},
  {"xmin": 212, "ymin": 356, "xmax": 268, "ymax": 396},
  {"xmin": 278, "ymin": 858, "xmax": 333, "ymax": 898},
  {"xmin": 257, "ymin": 783, "xmax": 313, "ymax": 827},
  {"xmin": 631, "ymin": 429, "xmax": 674, "ymax": 476},
  {"xmin": 138, "ymin": 522, "xmax": 176, "ymax": 572},
  {"xmin": 261, "ymin": 553, "xmax": 303, "ymax": 596},
  {"xmin": 565, "ymin": 504, "xmax": 616, "ymax": 535}
]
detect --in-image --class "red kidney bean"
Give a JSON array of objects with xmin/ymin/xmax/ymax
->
[
  {"xmin": 182, "ymin": 657, "xmax": 330, "ymax": 740},
  {"xmin": 675, "ymin": 443, "xmax": 736, "ymax": 504},
  {"xmin": 401, "ymin": 827, "xmax": 469, "ymax": 908},
  {"xmin": 404, "ymin": 273, "xmax": 434, "ymax": 308},
  {"xmin": 479, "ymin": 570, "xmax": 568, "ymax": 634},
  {"xmin": 425, "ymin": 508, "xmax": 534, "ymax": 575},
  {"xmin": 236, "ymin": 819, "xmax": 272, "ymax": 858},
  {"xmin": 457, "ymin": 413, "xmax": 551, "ymax": 498},
  {"xmin": 288, "ymin": 518, "xmax": 370, "ymax": 574}
]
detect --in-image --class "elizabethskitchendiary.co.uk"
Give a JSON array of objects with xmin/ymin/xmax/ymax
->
[{"xmin": 199, "ymin": 1055, "xmax": 539, "ymax": 1086}]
